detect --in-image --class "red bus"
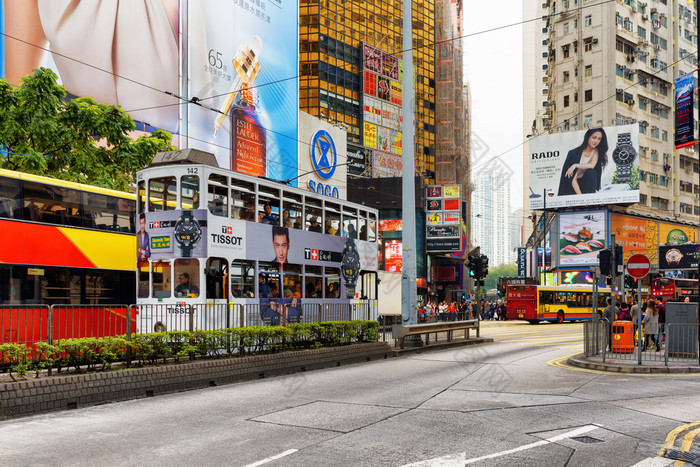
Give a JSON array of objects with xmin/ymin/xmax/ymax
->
[
  {"xmin": 651, "ymin": 277, "xmax": 698, "ymax": 302},
  {"xmin": 506, "ymin": 285, "xmax": 611, "ymax": 324}
]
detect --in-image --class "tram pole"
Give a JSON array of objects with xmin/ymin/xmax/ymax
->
[
  {"xmin": 637, "ymin": 277, "xmax": 642, "ymax": 365},
  {"xmin": 591, "ymin": 266, "xmax": 598, "ymax": 355},
  {"xmin": 400, "ymin": 0, "xmax": 418, "ymax": 326}
]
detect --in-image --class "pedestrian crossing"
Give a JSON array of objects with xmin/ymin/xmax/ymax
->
[{"xmin": 479, "ymin": 320, "xmax": 584, "ymax": 349}]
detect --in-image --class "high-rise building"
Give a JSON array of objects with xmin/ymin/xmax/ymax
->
[
  {"xmin": 472, "ymin": 167, "xmax": 511, "ymax": 266},
  {"xmin": 299, "ymin": 0, "xmax": 436, "ymax": 180},
  {"xmin": 524, "ymin": 0, "xmax": 699, "ymax": 243}
]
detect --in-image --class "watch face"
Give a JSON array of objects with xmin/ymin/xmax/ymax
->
[
  {"xmin": 341, "ymin": 240, "xmax": 361, "ymax": 285},
  {"xmin": 175, "ymin": 216, "xmax": 202, "ymax": 247},
  {"xmin": 613, "ymin": 144, "xmax": 636, "ymax": 165}
]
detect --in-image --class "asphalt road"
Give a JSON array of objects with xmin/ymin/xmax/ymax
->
[{"xmin": 1, "ymin": 321, "xmax": 699, "ymax": 466}]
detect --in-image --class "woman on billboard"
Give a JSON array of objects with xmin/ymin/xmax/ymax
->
[{"xmin": 557, "ymin": 128, "xmax": 609, "ymax": 196}]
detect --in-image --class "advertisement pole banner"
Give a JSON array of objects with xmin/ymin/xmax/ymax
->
[
  {"xmin": 528, "ymin": 124, "xmax": 639, "ymax": 210},
  {"xmin": 517, "ymin": 247, "xmax": 527, "ymax": 277},
  {"xmin": 675, "ymin": 73, "xmax": 695, "ymax": 149}
]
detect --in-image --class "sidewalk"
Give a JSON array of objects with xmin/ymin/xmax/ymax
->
[
  {"xmin": 567, "ymin": 350, "xmax": 700, "ymax": 374},
  {"xmin": 379, "ymin": 331, "xmax": 494, "ymax": 356}
]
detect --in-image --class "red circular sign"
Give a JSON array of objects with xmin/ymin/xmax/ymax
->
[{"xmin": 626, "ymin": 254, "xmax": 651, "ymax": 279}]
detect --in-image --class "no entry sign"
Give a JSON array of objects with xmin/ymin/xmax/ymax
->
[{"xmin": 626, "ymin": 254, "xmax": 651, "ymax": 279}]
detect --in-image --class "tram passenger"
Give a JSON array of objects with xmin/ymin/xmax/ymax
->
[
  {"xmin": 309, "ymin": 216, "xmax": 322, "ymax": 232},
  {"xmin": 174, "ymin": 272, "xmax": 199, "ymax": 298},
  {"xmin": 261, "ymin": 203, "xmax": 278, "ymax": 225},
  {"xmin": 325, "ymin": 219, "xmax": 336, "ymax": 235},
  {"xmin": 282, "ymin": 209, "xmax": 294, "ymax": 228}
]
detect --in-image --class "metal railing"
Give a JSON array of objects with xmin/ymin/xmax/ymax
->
[
  {"xmin": 1, "ymin": 301, "xmax": 379, "ymax": 346},
  {"xmin": 584, "ymin": 320, "xmax": 700, "ymax": 366}
]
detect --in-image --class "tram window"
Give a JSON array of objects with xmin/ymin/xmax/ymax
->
[
  {"xmin": 357, "ymin": 212, "xmax": 367, "ymax": 240},
  {"xmin": 205, "ymin": 258, "xmax": 228, "ymax": 299},
  {"xmin": 152, "ymin": 261, "xmax": 172, "ymax": 298},
  {"xmin": 325, "ymin": 267, "xmax": 340, "ymax": 298},
  {"xmin": 0, "ymin": 176, "xmax": 20, "ymax": 219},
  {"xmin": 181, "ymin": 175, "xmax": 200, "ymax": 209},
  {"xmin": 258, "ymin": 189, "xmax": 280, "ymax": 225},
  {"xmin": 259, "ymin": 262, "xmax": 282, "ymax": 298},
  {"xmin": 173, "ymin": 259, "xmax": 200, "ymax": 298},
  {"xmin": 233, "ymin": 191, "xmax": 255, "ymax": 221},
  {"xmin": 306, "ymin": 207, "xmax": 323, "ymax": 232},
  {"xmin": 343, "ymin": 208, "xmax": 357, "ymax": 238},
  {"xmin": 325, "ymin": 202, "xmax": 341, "ymax": 235},
  {"xmin": 137, "ymin": 181, "xmax": 146, "ymax": 214},
  {"xmin": 149, "ymin": 177, "xmax": 177, "ymax": 212},
  {"xmin": 283, "ymin": 264, "xmax": 302, "ymax": 299},
  {"xmin": 305, "ymin": 265, "xmax": 323, "ymax": 298},
  {"xmin": 368, "ymin": 214, "xmax": 377, "ymax": 242},
  {"xmin": 231, "ymin": 259, "xmax": 255, "ymax": 297},
  {"xmin": 207, "ymin": 184, "xmax": 228, "ymax": 217},
  {"xmin": 282, "ymin": 197, "xmax": 303, "ymax": 229},
  {"xmin": 138, "ymin": 261, "xmax": 149, "ymax": 298}
]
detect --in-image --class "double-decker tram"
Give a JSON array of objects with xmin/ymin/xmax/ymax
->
[
  {"xmin": 506, "ymin": 284, "xmax": 611, "ymax": 324},
  {"xmin": 135, "ymin": 150, "xmax": 379, "ymax": 331},
  {"xmin": 0, "ymin": 168, "xmax": 137, "ymax": 345}
]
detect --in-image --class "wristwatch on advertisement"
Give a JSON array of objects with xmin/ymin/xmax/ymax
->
[
  {"xmin": 341, "ymin": 238, "xmax": 361, "ymax": 298},
  {"xmin": 612, "ymin": 132, "xmax": 637, "ymax": 184},
  {"xmin": 174, "ymin": 210, "xmax": 202, "ymax": 257}
]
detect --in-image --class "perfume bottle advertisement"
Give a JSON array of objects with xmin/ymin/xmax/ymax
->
[{"xmin": 188, "ymin": 0, "xmax": 299, "ymax": 183}]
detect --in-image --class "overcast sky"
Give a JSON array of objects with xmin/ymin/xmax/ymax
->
[{"xmin": 463, "ymin": 1, "xmax": 524, "ymax": 210}]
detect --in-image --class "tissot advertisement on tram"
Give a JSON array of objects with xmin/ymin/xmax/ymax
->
[{"xmin": 529, "ymin": 124, "xmax": 640, "ymax": 210}]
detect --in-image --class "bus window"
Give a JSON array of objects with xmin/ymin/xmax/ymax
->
[
  {"xmin": 325, "ymin": 267, "xmax": 340, "ymax": 298},
  {"xmin": 368, "ymin": 213, "xmax": 377, "ymax": 242},
  {"xmin": 305, "ymin": 265, "xmax": 323, "ymax": 298},
  {"xmin": 174, "ymin": 259, "xmax": 200, "ymax": 298},
  {"xmin": 149, "ymin": 177, "xmax": 177, "ymax": 211},
  {"xmin": 137, "ymin": 180, "xmax": 146, "ymax": 214},
  {"xmin": 85, "ymin": 192, "xmax": 135, "ymax": 233},
  {"xmin": 231, "ymin": 259, "xmax": 255, "ymax": 297},
  {"xmin": 540, "ymin": 291, "xmax": 553, "ymax": 305},
  {"xmin": 0, "ymin": 176, "xmax": 20, "ymax": 219},
  {"xmin": 208, "ymin": 174, "xmax": 228, "ymax": 217},
  {"xmin": 258, "ymin": 187, "xmax": 280, "ymax": 225},
  {"xmin": 205, "ymin": 258, "xmax": 228, "ymax": 299},
  {"xmin": 138, "ymin": 260, "xmax": 149, "ymax": 298},
  {"xmin": 181, "ymin": 175, "xmax": 200, "ymax": 209},
  {"xmin": 152, "ymin": 261, "xmax": 172, "ymax": 298},
  {"xmin": 357, "ymin": 212, "xmax": 367, "ymax": 240}
]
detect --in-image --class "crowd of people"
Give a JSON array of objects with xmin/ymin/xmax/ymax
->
[
  {"xmin": 418, "ymin": 299, "xmax": 507, "ymax": 322},
  {"xmin": 600, "ymin": 295, "xmax": 674, "ymax": 352}
]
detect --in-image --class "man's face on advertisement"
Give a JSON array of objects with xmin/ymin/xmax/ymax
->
[
  {"xmin": 140, "ymin": 217, "xmax": 146, "ymax": 233},
  {"xmin": 273, "ymin": 234, "xmax": 289, "ymax": 264}
]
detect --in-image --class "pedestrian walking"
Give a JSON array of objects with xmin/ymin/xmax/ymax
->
[{"xmin": 642, "ymin": 299, "xmax": 660, "ymax": 352}]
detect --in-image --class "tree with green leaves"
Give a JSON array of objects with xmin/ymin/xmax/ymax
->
[
  {"xmin": 0, "ymin": 68, "xmax": 175, "ymax": 192},
  {"xmin": 483, "ymin": 263, "xmax": 518, "ymax": 291}
]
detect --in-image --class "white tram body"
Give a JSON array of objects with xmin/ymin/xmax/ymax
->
[{"xmin": 135, "ymin": 149, "xmax": 379, "ymax": 332}]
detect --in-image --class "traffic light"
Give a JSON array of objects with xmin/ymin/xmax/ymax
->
[
  {"xmin": 474, "ymin": 255, "xmax": 484, "ymax": 279},
  {"xmin": 598, "ymin": 249, "xmax": 612, "ymax": 276},
  {"xmin": 614, "ymin": 244, "xmax": 624, "ymax": 277},
  {"xmin": 481, "ymin": 255, "xmax": 489, "ymax": 278},
  {"xmin": 624, "ymin": 274, "xmax": 636, "ymax": 289},
  {"xmin": 467, "ymin": 255, "xmax": 477, "ymax": 278}
]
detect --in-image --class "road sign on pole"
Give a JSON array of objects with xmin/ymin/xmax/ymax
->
[{"xmin": 626, "ymin": 254, "xmax": 651, "ymax": 279}]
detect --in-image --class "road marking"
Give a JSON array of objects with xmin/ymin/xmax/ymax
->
[
  {"xmin": 244, "ymin": 449, "xmax": 298, "ymax": 467},
  {"xmin": 660, "ymin": 421, "xmax": 700, "ymax": 457},
  {"xmin": 401, "ymin": 425, "xmax": 598, "ymax": 466}
]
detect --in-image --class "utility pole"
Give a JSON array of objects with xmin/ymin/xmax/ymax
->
[
  {"xmin": 400, "ymin": 0, "xmax": 417, "ymax": 325},
  {"xmin": 611, "ymin": 233, "xmax": 617, "ymax": 306}
]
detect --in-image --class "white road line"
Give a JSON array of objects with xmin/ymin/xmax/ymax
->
[
  {"xmin": 401, "ymin": 425, "xmax": 598, "ymax": 466},
  {"xmin": 244, "ymin": 449, "xmax": 298, "ymax": 467}
]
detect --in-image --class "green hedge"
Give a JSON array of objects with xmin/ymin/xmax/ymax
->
[{"xmin": 0, "ymin": 320, "xmax": 379, "ymax": 380}]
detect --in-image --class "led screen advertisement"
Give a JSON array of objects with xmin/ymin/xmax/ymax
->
[
  {"xmin": 528, "ymin": 124, "xmax": 639, "ymax": 210},
  {"xmin": 1, "ymin": 2, "xmax": 299, "ymax": 180},
  {"xmin": 556, "ymin": 210, "xmax": 608, "ymax": 267}
]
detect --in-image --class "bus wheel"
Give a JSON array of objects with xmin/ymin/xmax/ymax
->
[
  {"xmin": 556, "ymin": 311, "xmax": 565, "ymax": 324},
  {"xmin": 528, "ymin": 320, "xmax": 540, "ymax": 325}
]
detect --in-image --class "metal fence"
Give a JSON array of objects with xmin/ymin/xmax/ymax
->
[
  {"xmin": 1, "ymin": 301, "xmax": 379, "ymax": 345},
  {"xmin": 584, "ymin": 320, "xmax": 700, "ymax": 366}
]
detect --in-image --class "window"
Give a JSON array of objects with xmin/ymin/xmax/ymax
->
[
  {"xmin": 584, "ymin": 89, "xmax": 592, "ymax": 102},
  {"xmin": 231, "ymin": 260, "xmax": 255, "ymax": 298},
  {"xmin": 181, "ymin": 175, "xmax": 200, "ymax": 210},
  {"xmin": 325, "ymin": 267, "xmax": 340, "ymax": 298},
  {"xmin": 138, "ymin": 261, "xmax": 149, "ymax": 298},
  {"xmin": 231, "ymin": 179, "xmax": 256, "ymax": 221},
  {"xmin": 305, "ymin": 265, "xmax": 323, "ymax": 298},
  {"xmin": 174, "ymin": 258, "xmax": 200, "ymax": 298},
  {"xmin": 205, "ymin": 257, "xmax": 227, "ymax": 300},
  {"xmin": 564, "ymin": 95, "xmax": 570, "ymax": 107},
  {"xmin": 258, "ymin": 186, "xmax": 280, "ymax": 225},
  {"xmin": 149, "ymin": 177, "xmax": 176, "ymax": 211},
  {"xmin": 584, "ymin": 39, "xmax": 593, "ymax": 52},
  {"xmin": 564, "ymin": 23, "xmax": 569, "ymax": 34},
  {"xmin": 282, "ymin": 193, "xmax": 303, "ymax": 230},
  {"xmin": 207, "ymin": 174, "xmax": 229, "ymax": 217},
  {"xmin": 152, "ymin": 260, "xmax": 172, "ymax": 298},
  {"xmin": 584, "ymin": 114, "xmax": 593, "ymax": 127},
  {"xmin": 637, "ymin": 25, "xmax": 646, "ymax": 39},
  {"xmin": 662, "ymin": 130, "xmax": 668, "ymax": 141},
  {"xmin": 137, "ymin": 180, "xmax": 146, "ymax": 214},
  {"xmin": 563, "ymin": 70, "xmax": 570, "ymax": 82},
  {"xmin": 305, "ymin": 198, "xmax": 323, "ymax": 232},
  {"xmin": 563, "ymin": 45, "xmax": 570, "ymax": 59},
  {"xmin": 585, "ymin": 14, "xmax": 592, "ymax": 27},
  {"xmin": 585, "ymin": 65, "xmax": 592, "ymax": 77}
]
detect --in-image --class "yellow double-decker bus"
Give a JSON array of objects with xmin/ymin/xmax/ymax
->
[{"xmin": 506, "ymin": 284, "xmax": 611, "ymax": 324}]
